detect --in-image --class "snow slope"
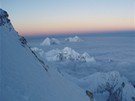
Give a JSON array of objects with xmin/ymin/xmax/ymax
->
[{"xmin": 0, "ymin": 8, "xmax": 89, "ymax": 101}]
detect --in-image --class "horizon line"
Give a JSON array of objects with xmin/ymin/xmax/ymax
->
[
  {"xmin": 19, "ymin": 29, "xmax": 135, "ymax": 36},
  {"xmin": 22, "ymin": 29, "xmax": 135, "ymax": 37}
]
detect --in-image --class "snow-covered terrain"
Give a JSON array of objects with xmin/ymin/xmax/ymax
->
[
  {"xmin": 45, "ymin": 47, "xmax": 95, "ymax": 62},
  {"xmin": 40, "ymin": 37, "xmax": 60, "ymax": 46},
  {"xmin": 1, "ymin": 8, "xmax": 134, "ymax": 101},
  {"xmin": 78, "ymin": 71, "xmax": 135, "ymax": 101},
  {"xmin": 65, "ymin": 36, "xmax": 83, "ymax": 42},
  {"xmin": 30, "ymin": 33, "xmax": 135, "ymax": 83},
  {"xmin": 29, "ymin": 34, "xmax": 135, "ymax": 101},
  {"xmin": 62, "ymin": 71, "xmax": 135, "ymax": 101},
  {"xmin": 28, "ymin": 31, "xmax": 135, "ymax": 100},
  {"xmin": 0, "ymin": 8, "xmax": 90, "ymax": 101}
]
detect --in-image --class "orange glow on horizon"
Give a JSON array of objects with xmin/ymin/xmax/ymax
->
[
  {"xmin": 19, "ymin": 27, "xmax": 134, "ymax": 36},
  {"xmin": 15, "ymin": 17, "xmax": 134, "ymax": 36}
]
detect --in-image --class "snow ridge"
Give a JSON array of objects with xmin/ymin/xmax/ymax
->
[
  {"xmin": 78, "ymin": 71, "xmax": 135, "ymax": 101},
  {"xmin": 45, "ymin": 47, "xmax": 95, "ymax": 62}
]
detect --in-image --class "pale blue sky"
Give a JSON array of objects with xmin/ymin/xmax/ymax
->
[{"xmin": 0, "ymin": 0, "xmax": 134, "ymax": 35}]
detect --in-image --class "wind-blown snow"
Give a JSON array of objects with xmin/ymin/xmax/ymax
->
[
  {"xmin": 0, "ymin": 8, "xmax": 89, "ymax": 101},
  {"xmin": 65, "ymin": 36, "xmax": 83, "ymax": 42},
  {"xmin": 40, "ymin": 37, "xmax": 60, "ymax": 46},
  {"xmin": 45, "ymin": 47, "xmax": 95, "ymax": 62}
]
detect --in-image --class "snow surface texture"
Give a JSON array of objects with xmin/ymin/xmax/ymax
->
[
  {"xmin": 78, "ymin": 71, "xmax": 135, "ymax": 101},
  {"xmin": 0, "ymin": 8, "xmax": 89, "ymax": 101},
  {"xmin": 65, "ymin": 36, "xmax": 83, "ymax": 42},
  {"xmin": 45, "ymin": 47, "xmax": 95, "ymax": 62},
  {"xmin": 40, "ymin": 37, "xmax": 60, "ymax": 46}
]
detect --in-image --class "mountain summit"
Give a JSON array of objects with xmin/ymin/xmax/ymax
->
[
  {"xmin": 0, "ymin": 8, "xmax": 9, "ymax": 23},
  {"xmin": 0, "ymin": 8, "xmax": 89, "ymax": 101}
]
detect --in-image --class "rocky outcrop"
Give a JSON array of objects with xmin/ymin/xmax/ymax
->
[
  {"xmin": 0, "ymin": 9, "xmax": 10, "ymax": 26},
  {"xmin": 86, "ymin": 90, "xmax": 95, "ymax": 101}
]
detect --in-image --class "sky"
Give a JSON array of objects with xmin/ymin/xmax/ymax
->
[{"xmin": 0, "ymin": 0, "xmax": 135, "ymax": 35}]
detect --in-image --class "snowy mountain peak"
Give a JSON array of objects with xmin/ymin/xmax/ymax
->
[
  {"xmin": 45, "ymin": 47, "xmax": 95, "ymax": 62},
  {"xmin": 0, "ymin": 8, "xmax": 15, "ymax": 33},
  {"xmin": 78, "ymin": 71, "xmax": 135, "ymax": 101},
  {"xmin": 0, "ymin": 8, "xmax": 10, "ymax": 26},
  {"xmin": 0, "ymin": 9, "xmax": 89, "ymax": 101},
  {"xmin": 40, "ymin": 37, "xmax": 60, "ymax": 46},
  {"xmin": 65, "ymin": 36, "xmax": 83, "ymax": 42},
  {"xmin": 0, "ymin": 8, "xmax": 8, "ymax": 17}
]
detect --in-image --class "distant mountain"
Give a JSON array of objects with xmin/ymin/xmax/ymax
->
[
  {"xmin": 45, "ymin": 47, "xmax": 95, "ymax": 62},
  {"xmin": 65, "ymin": 36, "xmax": 83, "ymax": 42},
  {"xmin": 0, "ymin": 8, "xmax": 89, "ymax": 101},
  {"xmin": 40, "ymin": 37, "xmax": 60, "ymax": 46},
  {"xmin": 64, "ymin": 71, "xmax": 135, "ymax": 101}
]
